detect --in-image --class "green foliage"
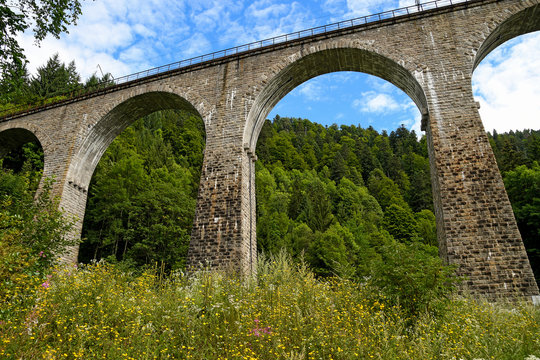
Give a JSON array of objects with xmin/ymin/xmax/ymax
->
[
  {"xmin": 488, "ymin": 129, "xmax": 540, "ymax": 285},
  {"xmin": 369, "ymin": 241, "xmax": 458, "ymax": 318},
  {"xmin": 382, "ymin": 203, "xmax": 418, "ymax": 243},
  {"xmin": 0, "ymin": 0, "xmax": 83, "ymax": 100},
  {"xmin": 367, "ymin": 168, "xmax": 408, "ymax": 210},
  {"xmin": 402, "ymin": 152, "xmax": 433, "ymax": 212},
  {"xmin": 415, "ymin": 209, "xmax": 437, "ymax": 246},
  {"xmin": 0, "ymin": 141, "xmax": 43, "ymax": 185},
  {"xmin": 0, "ymin": 170, "xmax": 75, "ymax": 318},
  {"xmin": 28, "ymin": 53, "xmax": 82, "ymax": 98},
  {"xmin": 254, "ymin": 117, "xmax": 442, "ymax": 282},
  {"xmin": 1, "ymin": 51, "xmax": 112, "ymax": 118},
  {"xmin": 503, "ymin": 162, "xmax": 540, "ymax": 282},
  {"xmin": 1, "ymin": 257, "xmax": 538, "ymax": 359}
]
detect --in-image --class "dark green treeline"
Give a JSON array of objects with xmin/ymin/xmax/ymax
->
[
  {"xmin": 1, "ymin": 55, "xmax": 539, "ymax": 284},
  {"xmin": 75, "ymin": 111, "xmax": 439, "ymax": 279}
]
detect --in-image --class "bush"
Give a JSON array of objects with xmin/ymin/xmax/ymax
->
[
  {"xmin": 368, "ymin": 240, "xmax": 459, "ymax": 318},
  {"xmin": 0, "ymin": 171, "xmax": 75, "ymax": 320},
  {"xmin": 0, "ymin": 253, "xmax": 538, "ymax": 360}
]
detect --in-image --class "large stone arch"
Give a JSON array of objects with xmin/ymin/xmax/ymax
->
[
  {"xmin": 60, "ymin": 90, "xmax": 206, "ymax": 262},
  {"xmin": 239, "ymin": 45, "xmax": 428, "ymax": 277},
  {"xmin": 67, "ymin": 91, "xmax": 205, "ymax": 189},
  {"xmin": 244, "ymin": 45, "xmax": 427, "ymax": 151},
  {"xmin": 473, "ymin": 2, "xmax": 540, "ymax": 71}
]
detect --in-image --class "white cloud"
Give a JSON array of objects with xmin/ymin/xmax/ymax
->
[
  {"xmin": 334, "ymin": 112, "xmax": 345, "ymax": 120},
  {"xmin": 353, "ymin": 91, "xmax": 401, "ymax": 113},
  {"xmin": 395, "ymin": 112, "xmax": 422, "ymax": 134},
  {"xmin": 345, "ymin": 0, "xmax": 382, "ymax": 17},
  {"xmin": 192, "ymin": 4, "xmax": 225, "ymax": 32},
  {"xmin": 365, "ymin": 76, "xmax": 395, "ymax": 93},
  {"xmin": 178, "ymin": 33, "xmax": 212, "ymax": 58},
  {"xmin": 247, "ymin": 1, "xmax": 289, "ymax": 19},
  {"xmin": 18, "ymin": 0, "xmax": 192, "ymax": 80},
  {"xmin": 71, "ymin": 23, "xmax": 134, "ymax": 52},
  {"xmin": 473, "ymin": 32, "xmax": 540, "ymax": 132},
  {"xmin": 298, "ymin": 82, "xmax": 323, "ymax": 101}
]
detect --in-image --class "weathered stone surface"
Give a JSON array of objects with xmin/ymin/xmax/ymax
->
[{"xmin": 1, "ymin": 0, "xmax": 538, "ymax": 299}]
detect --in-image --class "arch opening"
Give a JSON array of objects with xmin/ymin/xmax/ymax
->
[
  {"xmin": 244, "ymin": 47, "xmax": 428, "ymax": 152},
  {"xmin": 473, "ymin": 4, "xmax": 540, "ymax": 71},
  {"xmin": 71, "ymin": 91, "xmax": 206, "ymax": 270},
  {"xmin": 0, "ymin": 128, "xmax": 44, "ymax": 193},
  {"xmin": 250, "ymin": 49, "xmax": 437, "ymax": 279},
  {"xmin": 69, "ymin": 91, "xmax": 203, "ymax": 189}
]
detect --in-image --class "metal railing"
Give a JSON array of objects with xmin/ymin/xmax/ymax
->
[
  {"xmin": 1, "ymin": 0, "xmax": 475, "ymax": 120},
  {"xmin": 111, "ymin": 0, "xmax": 471, "ymax": 85}
]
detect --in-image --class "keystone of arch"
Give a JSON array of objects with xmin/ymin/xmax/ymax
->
[{"xmin": 243, "ymin": 43, "xmax": 428, "ymax": 152}]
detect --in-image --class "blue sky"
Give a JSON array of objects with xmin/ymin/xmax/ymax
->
[{"xmin": 18, "ymin": 0, "xmax": 540, "ymax": 134}]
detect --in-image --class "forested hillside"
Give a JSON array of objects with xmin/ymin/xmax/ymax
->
[
  {"xmin": 76, "ymin": 111, "xmax": 440, "ymax": 282},
  {"xmin": 1, "ymin": 55, "xmax": 539, "ymax": 284}
]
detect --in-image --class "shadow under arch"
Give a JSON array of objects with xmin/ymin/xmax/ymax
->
[
  {"xmin": 0, "ymin": 128, "xmax": 42, "ymax": 160},
  {"xmin": 244, "ymin": 47, "xmax": 428, "ymax": 151},
  {"xmin": 68, "ymin": 91, "xmax": 204, "ymax": 188},
  {"xmin": 473, "ymin": 3, "xmax": 540, "ymax": 71}
]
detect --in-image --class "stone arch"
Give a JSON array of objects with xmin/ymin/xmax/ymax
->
[
  {"xmin": 67, "ymin": 91, "xmax": 205, "ymax": 189},
  {"xmin": 0, "ymin": 126, "xmax": 51, "ymax": 178},
  {"xmin": 473, "ymin": 3, "xmax": 540, "ymax": 71},
  {"xmin": 0, "ymin": 127, "xmax": 42, "ymax": 160},
  {"xmin": 56, "ymin": 90, "xmax": 207, "ymax": 263},
  {"xmin": 244, "ymin": 45, "xmax": 428, "ymax": 151}
]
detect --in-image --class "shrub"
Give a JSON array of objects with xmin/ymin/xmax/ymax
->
[
  {"xmin": 0, "ymin": 171, "xmax": 75, "ymax": 320},
  {"xmin": 368, "ymin": 240, "xmax": 459, "ymax": 319}
]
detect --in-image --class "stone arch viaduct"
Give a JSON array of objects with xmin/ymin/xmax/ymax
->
[{"xmin": 1, "ymin": 0, "xmax": 539, "ymax": 299}]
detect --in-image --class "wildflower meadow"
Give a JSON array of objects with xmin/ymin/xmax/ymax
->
[{"xmin": 1, "ymin": 252, "xmax": 539, "ymax": 360}]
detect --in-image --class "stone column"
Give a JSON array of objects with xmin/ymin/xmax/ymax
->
[
  {"xmin": 243, "ymin": 147, "xmax": 258, "ymax": 275},
  {"xmin": 55, "ymin": 181, "xmax": 89, "ymax": 263},
  {"xmin": 187, "ymin": 139, "xmax": 255, "ymax": 273},
  {"xmin": 422, "ymin": 70, "xmax": 539, "ymax": 299}
]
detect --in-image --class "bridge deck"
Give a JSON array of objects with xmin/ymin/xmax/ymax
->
[{"xmin": 0, "ymin": 0, "xmax": 489, "ymax": 121}]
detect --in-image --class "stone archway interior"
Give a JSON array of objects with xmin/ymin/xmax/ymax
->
[
  {"xmin": 69, "ymin": 91, "xmax": 203, "ymax": 188},
  {"xmin": 245, "ymin": 47, "xmax": 428, "ymax": 151},
  {"xmin": 0, "ymin": 128, "xmax": 41, "ymax": 160}
]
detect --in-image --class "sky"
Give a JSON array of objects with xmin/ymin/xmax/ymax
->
[{"xmin": 18, "ymin": 0, "xmax": 540, "ymax": 135}]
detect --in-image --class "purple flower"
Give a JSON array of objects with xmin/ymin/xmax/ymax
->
[
  {"xmin": 250, "ymin": 319, "xmax": 272, "ymax": 337},
  {"xmin": 41, "ymin": 281, "xmax": 50, "ymax": 289},
  {"xmin": 38, "ymin": 251, "xmax": 46, "ymax": 258}
]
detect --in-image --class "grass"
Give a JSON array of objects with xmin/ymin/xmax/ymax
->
[{"xmin": 1, "ymin": 253, "xmax": 539, "ymax": 360}]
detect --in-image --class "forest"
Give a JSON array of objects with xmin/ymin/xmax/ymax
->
[{"xmin": 1, "ymin": 55, "xmax": 539, "ymax": 286}]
